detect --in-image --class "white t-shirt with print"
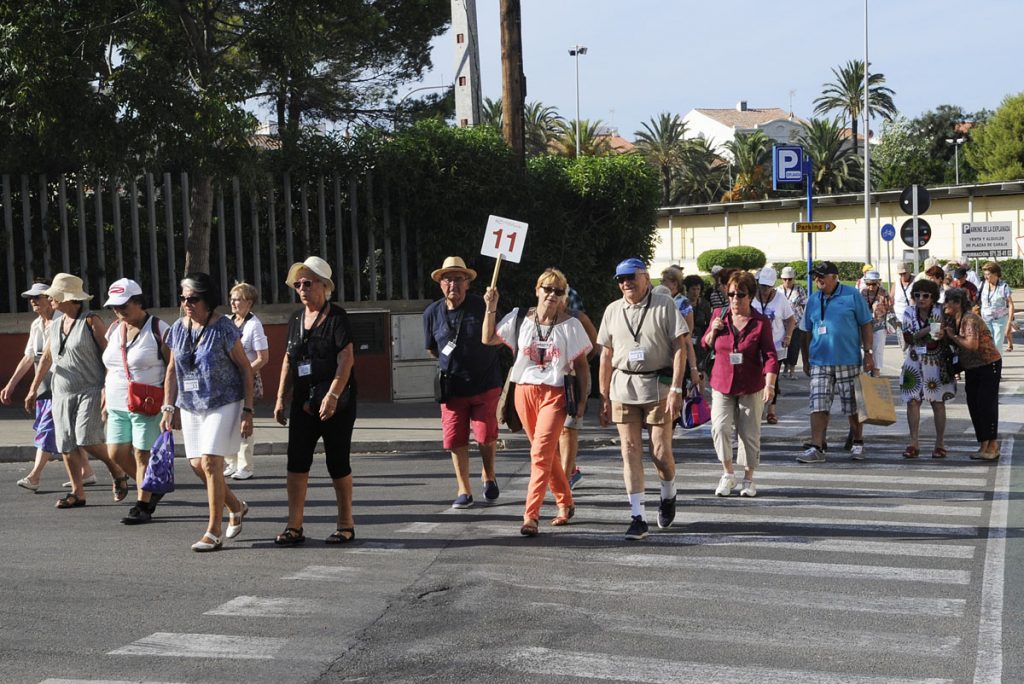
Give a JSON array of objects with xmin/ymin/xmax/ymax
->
[
  {"xmin": 496, "ymin": 308, "xmax": 593, "ymax": 387},
  {"xmin": 102, "ymin": 316, "xmax": 171, "ymax": 411},
  {"xmin": 752, "ymin": 291, "xmax": 795, "ymax": 350}
]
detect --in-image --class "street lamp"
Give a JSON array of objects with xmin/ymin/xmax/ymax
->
[
  {"xmin": 945, "ymin": 136, "xmax": 966, "ymax": 185},
  {"xmin": 568, "ymin": 44, "xmax": 587, "ymax": 158}
]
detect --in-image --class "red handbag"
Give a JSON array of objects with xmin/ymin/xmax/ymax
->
[{"xmin": 122, "ymin": 321, "xmax": 165, "ymax": 416}]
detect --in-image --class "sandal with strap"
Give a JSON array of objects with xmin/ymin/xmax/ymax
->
[
  {"xmin": 931, "ymin": 447, "xmax": 947, "ymax": 459},
  {"xmin": 551, "ymin": 504, "xmax": 576, "ymax": 526},
  {"xmin": 56, "ymin": 493, "xmax": 86, "ymax": 509},
  {"xmin": 325, "ymin": 528, "xmax": 355, "ymax": 544},
  {"xmin": 191, "ymin": 532, "xmax": 222, "ymax": 552},
  {"xmin": 113, "ymin": 474, "xmax": 130, "ymax": 502},
  {"xmin": 766, "ymin": 414, "xmax": 779, "ymax": 425},
  {"xmin": 274, "ymin": 527, "xmax": 306, "ymax": 546},
  {"xmin": 902, "ymin": 445, "xmax": 920, "ymax": 459},
  {"xmin": 520, "ymin": 519, "xmax": 539, "ymax": 537}
]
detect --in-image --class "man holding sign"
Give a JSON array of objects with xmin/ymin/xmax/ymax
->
[
  {"xmin": 423, "ymin": 256, "xmax": 503, "ymax": 509},
  {"xmin": 597, "ymin": 258, "xmax": 698, "ymax": 540}
]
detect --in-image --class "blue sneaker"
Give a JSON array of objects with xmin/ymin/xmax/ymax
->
[
  {"xmin": 569, "ymin": 468, "xmax": 582, "ymax": 490},
  {"xmin": 452, "ymin": 493, "xmax": 474, "ymax": 509},
  {"xmin": 483, "ymin": 480, "xmax": 500, "ymax": 502}
]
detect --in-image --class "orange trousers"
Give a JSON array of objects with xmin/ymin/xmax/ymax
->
[{"xmin": 514, "ymin": 383, "xmax": 573, "ymax": 522}]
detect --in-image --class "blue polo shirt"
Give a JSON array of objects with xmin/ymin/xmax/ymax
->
[
  {"xmin": 423, "ymin": 294, "xmax": 502, "ymax": 397},
  {"xmin": 800, "ymin": 283, "xmax": 872, "ymax": 366}
]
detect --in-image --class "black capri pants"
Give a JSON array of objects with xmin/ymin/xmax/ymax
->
[
  {"xmin": 287, "ymin": 398, "xmax": 357, "ymax": 479},
  {"xmin": 965, "ymin": 360, "xmax": 1001, "ymax": 442}
]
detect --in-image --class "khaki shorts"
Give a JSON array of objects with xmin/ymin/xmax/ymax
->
[{"xmin": 612, "ymin": 398, "xmax": 669, "ymax": 425}]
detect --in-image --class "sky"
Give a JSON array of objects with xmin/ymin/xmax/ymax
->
[{"xmin": 412, "ymin": 0, "xmax": 1023, "ymax": 139}]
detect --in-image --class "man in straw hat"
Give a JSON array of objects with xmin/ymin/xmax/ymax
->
[{"xmin": 423, "ymin": 256, "xmax": 503, "ymax": 509}]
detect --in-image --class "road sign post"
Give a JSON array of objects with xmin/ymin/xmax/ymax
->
[
  {"xmin": 773, "ymin": 145, "xmax": 813, "ymax": 291},
  {"xmin": 881, "ymin": 223, "xmax": 895, "ymax": 290}
]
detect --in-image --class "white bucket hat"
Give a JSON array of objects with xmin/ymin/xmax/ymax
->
[
  {"xmin": 286, "ymin": 256, "xmax": 334, "ymax": 291},
  {"xmin": 780, "ymin": 266, "xmax": 796, "ymax": 279}
]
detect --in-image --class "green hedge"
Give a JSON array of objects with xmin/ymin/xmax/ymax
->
[
  {"xmin": 995, "ymin": 259, "xmax": 1023, "ymax": 288},
  {"xmin": 697, "ymin": 246, "xmax": 766, "ymax": 272}
]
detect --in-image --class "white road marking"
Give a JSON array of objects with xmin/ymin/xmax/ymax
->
[
  {"xmin": 347, "ymin": 542, "xmax": 407, "ymax": 553},
  {"xmin": 974, "ymin": 435, "xmax": 1013, "ymax": 683},
  {"xmin": 397, "ymin": 522, "xmax": 441, "ymax": 533},
  {"xmin": 282, "ymin": 565, "xmax": 361, "ymax": 581},
  {"xmin": 39, "ymin": 680, "xmax": 185, "ymax": 684},
  {"xmin": 109, "ymin": 632, "xmax": 287, "ymax": 659},
  {"xmin": 204, "ymin": 595, "xmax": 329, "ymax": 617},
  {"xmin": 500, "ymin": 646, "xmax": 953, "ymax": 684}
]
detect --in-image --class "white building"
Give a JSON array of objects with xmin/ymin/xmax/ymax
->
[{"xmin": 682, "ymin": 101, "xmax": 804, "ymax": 159}]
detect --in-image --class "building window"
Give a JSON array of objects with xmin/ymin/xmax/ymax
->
[
  {"xmin": 460, "ymin": 119, "xmax": 469, "ymax": 128},
  {"xmin": 458, "ymin": 76, "xmax": 467, "ymax": 87},
  {"xmin": 456, "ymin": 33, "xmax": 465, "ymax": 44}
]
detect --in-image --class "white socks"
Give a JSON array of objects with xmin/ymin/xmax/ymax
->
[
  {"xmin": 660, "ymin": 479, "xmax": 677, "ymax": 500},
  {"xmin": 628, "ymin": 492, "xmax": 645, "ymax": 519}
]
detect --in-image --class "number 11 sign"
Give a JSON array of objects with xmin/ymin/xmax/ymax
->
[{"xmin": 481, "ymin": 215, "xmax": 528, "ymax": 264}]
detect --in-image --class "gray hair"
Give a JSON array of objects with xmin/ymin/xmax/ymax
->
[{"xmin": 943, "ymin": 287, "xmax": 969, "ymax": 309}]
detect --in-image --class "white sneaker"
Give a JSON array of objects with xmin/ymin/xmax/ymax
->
[
  {"xmin": 62, "ymin": 474, "xmax": 98, "ymax": 488},
  {"xmin": 740, "ymin": 481, "xmax": 757, "ymax": 497},
  {"xmin": 232, "ymin": 468, "xmax": 253, "ymax": 480},
  {"xmin": 850, "ymin": 443, "xmax": 865, "ymax": 460},
  {"xmin": 223, "ymin": 464, "xmax": 237, "ymax": 477},
  {"xmin": 715, "ymin": 474, "xmax": 737, "ymax": 497},
  {"xmin": 796, "ymin": 446, "xmax": 826, "ymax": 463}
]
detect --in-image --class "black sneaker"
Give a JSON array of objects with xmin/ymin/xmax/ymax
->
[
  {"xmin": 657, "ymin": 496, "xmax": 676, "ymax": 529},
  {"xmin": 624, "ymin": 515, "xmax": 649, "ymax": 540},
  {"xmin": 483, "ymin": 480, "xmax": 500, "ymax": 502},
  {"xmin": 121, "ymin": 503, "xmax": 152, "ymax": 525}
]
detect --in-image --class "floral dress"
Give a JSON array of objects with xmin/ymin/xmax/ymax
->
[{"xmin": 900, "ymin": 304, "xmax": 956, "ymax": 403}]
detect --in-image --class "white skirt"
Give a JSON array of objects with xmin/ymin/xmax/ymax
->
[{"xmin": 180, "ymin": 400, "xmax": 243, "ymax": 459}]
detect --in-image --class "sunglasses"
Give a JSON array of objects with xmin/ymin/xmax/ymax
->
[
  {"xmin": 912, "ymin": 292, "xmax": 932, "ymax": 299},
  {"xmin": 616, "ymin": 274, "xmax": 636, "ymax": 283},
  {"xmin": 540, "ymin": 285, "xmax": 566, "ymax": 297},
  {"xmin": 293, "ymin": 279, "xmax": 316, "ymax": 290},
  {"xmin": 179, "ymin": 295, "xmax": 201, "ymax": 304},
  {"xmin": 727, "ymin": 291, "xmax": 748, "ymax": 299}
]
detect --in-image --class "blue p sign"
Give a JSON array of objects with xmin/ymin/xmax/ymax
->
[{"xmin": 773, "ymin": 145, "xmax": 804, "ymax": 189}]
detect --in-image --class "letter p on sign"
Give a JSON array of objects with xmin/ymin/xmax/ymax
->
[{"xmin": 773, "ymin": 145, "xmax": 804, "ymax": 188}]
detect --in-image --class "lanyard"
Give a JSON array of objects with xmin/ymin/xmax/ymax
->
[
  {"xmin": 58, "ymin": 312, "xmax": 81, "ymax": 357},
  {"xmin": 444, "ymin": 308, "xmax": 464, "ymax": 345},
  {"xmin": 187, "ymin": 317, "xmax": 209, "ymax": 355},
  {"xmin": 301, "ymin": 303, "xmax": 330, "ymax": 349},
  {"xmin": 534, "ymin": 311, "xmax": 555, "ymax": 366},
  {"xmin": 123, "ymin": 315, "xmax": 150, "ymax": 352},
  {"xmin": 727, "ymin": 312, "xmax": 752, "ymax": 353},
  {"xmin": 622, "ymin": 289, "xmax": 653, "ymax": 343},
  {"xmin": 915, "ymin": 305, "xmax": 932, "ymax": 330},
  {"xmin": 985, "ymin": 282, "xmax": 1001, "ymax": 307},
  {"xmin": 819, "ymin": 285, "xmax": 839, "ymax": 324}
]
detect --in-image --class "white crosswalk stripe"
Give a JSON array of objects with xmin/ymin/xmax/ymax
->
[{"xmin": 109, "ymin": 632, "xmax": 287, "ymax": 659}]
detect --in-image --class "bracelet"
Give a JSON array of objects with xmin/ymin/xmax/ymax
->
[
  {"xmin": 327, "ymin": 391, "xmax": 340, "ymax": 400},
  {"xmin": 242, "ymin": 407, "xmax": 253, "ymax": 414},
  {"xmin": 486, "ymin": 310, "xmax": 497, "ymax": 314},
  {"xmin": 670, "ymin": 386, "xmax": 684, "ymax": 394},
  {"xmin": 161, "ymin": 404, "xmax": 176, "ymax": 413}
]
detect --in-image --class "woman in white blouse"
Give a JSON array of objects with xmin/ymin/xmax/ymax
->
[
  {"xmin": 225, "ymin": 282, "xmax": 269, "ymax": 480},
  {"xmin": 482, "ymin": 268, "xmax": 592, "ymax": 536}
]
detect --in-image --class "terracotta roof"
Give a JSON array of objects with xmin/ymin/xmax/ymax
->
[
  {"xmin": 602, "ymin": 134, "xmax": 635, "ymax": 153},
  {"xmin": 694, "ymin": 107, "xmax": 796, "ymax": 129}
]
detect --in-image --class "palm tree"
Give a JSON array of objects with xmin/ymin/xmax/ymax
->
[
  {"xmin": 551, "ymin": 118, "xmax": 612, "ymax": 158},
  {"xmin": 481, "ymin": 97, "xmax": 503, "ymax": 129},
  {"xmin": 524, "ymin": 101, "xmax": 563, "ymax": 156},
  {"xmin": 722, "ymin": 130, "xmax": 774, "ymax": 201},
  {"xmin": 673, "ymin": 137, "xmax": 730, "ymax": 204},
  {"xmin": 813, "ymin": 60, "xmax": 897, "ymax": 153},
  {"xmin": 633, "ymin": 112, "xmax": 688, "ymax": 204},
  {"xmin": 798, "ymin": 118, "xmax": 863, "ymax": 195}
]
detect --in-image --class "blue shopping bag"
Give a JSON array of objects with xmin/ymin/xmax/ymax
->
[{"xmin": 141, "ymin": 431, "xmax": 176, "ymax": 494}]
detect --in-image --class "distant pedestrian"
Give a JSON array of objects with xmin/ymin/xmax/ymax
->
[
  {"xmin": 891, "ymin": 263, "xmax": 913, "ymax": 340},
  {"xmin": 859, "ymin": 270, "xmax": 891, "ymax": 376},
  {"xmin": 555, "ymin": 286, "xmax": 599, "ymax": 490},
  {"xmin": 795, "ymin": 262, "xmax": 874, "ymax": 463},
  {"xmin": 423, "ymin": 256, "xmax": 503, "ymax": 510},
  {"xmin": 482, "ymin": 269, "xmax": 592, "ymax": 535},
  {"xmin": 777, "ymin": 267, "xmax": 807, "ymax": 379},
  {"xmin": 751, "ymin": 267, "xmax": 794, "ymax": 424},
  {"xmin": 224, "ymin": 281, "xmax": 269, "ymax": 481},
  {"xmin": 2, "ymin": 281, "xmax": 58, "ymax": 491},
  {"xmin": 979, "ymin": 261, "xmax": 1015, "ymax": 352}
]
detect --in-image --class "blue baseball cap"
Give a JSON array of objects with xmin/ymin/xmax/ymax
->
[{"xmin": 614, "ymin": 258, "xmax": 647, "ymax": 278}]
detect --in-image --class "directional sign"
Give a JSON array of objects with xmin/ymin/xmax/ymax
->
[
  {"xmin": 772, "ymin": 145, "xmax": 804, "ymax": 189},
  {"xmin": 900, "ymin": 218, "xmax": 931, "ymax": 248},
  {"xmin": 792, "ymin": 221, "xmax": 836, "ymax": 233},
  {"xmin": 880, "ymin": 223, "xmax": 896, "ymax": 242}
]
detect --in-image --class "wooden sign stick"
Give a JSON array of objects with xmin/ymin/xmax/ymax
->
[{"xmin": 490, "ymin": 253, "xmax": 504, "ymax": 289}]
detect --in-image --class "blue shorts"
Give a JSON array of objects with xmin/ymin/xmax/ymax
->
[
  {"xmin": 106, "ymin": 408, "xmax": 162, "ymax": 452},
  {"xmin": 33, "ymin": 399, "xmax": 58, "ymax": 454}
]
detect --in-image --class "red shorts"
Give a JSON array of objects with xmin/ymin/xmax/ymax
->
[{"xmin": 440, "ymin": 386, "xmax": 501, "ymax": 450}]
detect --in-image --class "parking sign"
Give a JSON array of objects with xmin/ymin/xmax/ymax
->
[{"xmin": 772, "ymin": 145, "xmax": 804, "ymax": 190}]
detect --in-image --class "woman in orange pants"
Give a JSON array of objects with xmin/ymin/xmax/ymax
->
[{"xmin": 482, "ymin": 268, "xmax": 592, "ymax": 536}]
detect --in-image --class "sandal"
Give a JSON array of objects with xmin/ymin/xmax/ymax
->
[
  {"xmin": 56, "ymin": 493, "xmax": 86, "ymax": 509},
  {"xmin": 931, "ymin": 447, "xmax": 947, "ymax": 459},
  {"xmin": 113, "ymin": 474, "xmax": 130, "ymax": 502},
  {"xmin": 551, "ymin": 504, "xmax": 576, "ymax": 526},
  {"xmin": 325, "ymin": 528, "xmax": 355, "ymax": 544},
  {"xmin": 902, "ymin": 445, "xmax": 919, "ymax": 459},
  {"xmin": 274, "ymin": 527, "xmax": 306, "ymax": 546},
  {"xmin": 766, "ymin": 414, "xmax": 778, "ymax": 425},
  {"xmin": 520, "ymin": 519, "xmax": 539, "ymax": 537},
  {"xmin": 191, "ymin": 532, "xmax": 222, "ymax": 552}
]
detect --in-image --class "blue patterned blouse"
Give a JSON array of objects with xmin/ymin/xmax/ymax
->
[{"xmin": 167, "ymin": 315, "xmax": 243, "ymax": 411}]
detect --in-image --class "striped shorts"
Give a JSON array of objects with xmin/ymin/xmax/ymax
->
[{"xmin": 808, "ymin": 364, "xmax": 861, "ymax": 415}]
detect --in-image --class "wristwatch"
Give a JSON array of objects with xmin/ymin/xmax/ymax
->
[
  {"xmin": 161, "ymin": 404, "xmax": 176, "ymax": 413},
  {"xmin": 327, "ymin": 391, "xmax": 341, "ymax": 400},
  {"xmin": 670, "ymin": 386, "xmax": 684, "ymax": 394}
]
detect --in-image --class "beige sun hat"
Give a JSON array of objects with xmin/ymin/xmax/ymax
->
[
  {"xmin": 431, "ymin": 256, "xmax": 477, "ymax": 283},
  {"xmin": 285, "ymin": 256, "xmax": 334, "ymax": 291},
  {"xmin": 44, "ymin": 273, "xmax": 92, "ymax": 303}
]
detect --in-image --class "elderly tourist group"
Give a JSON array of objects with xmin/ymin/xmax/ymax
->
[{"xmin": 2, "ymin": 252, "xmax": 1011, "ymax": 548}]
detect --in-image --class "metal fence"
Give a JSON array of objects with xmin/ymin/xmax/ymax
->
[{"xmin": 0, "ymin": 171, "xmax": 427, "ymax": 313}]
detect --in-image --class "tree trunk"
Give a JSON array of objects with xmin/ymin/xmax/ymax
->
[
  {"xmin": 499, "ymin": 0, "xmax": 525, "ymax": 168},
  {"xmin": 185, "ymin": 174, "xmax": 214, "ymax": 274}
]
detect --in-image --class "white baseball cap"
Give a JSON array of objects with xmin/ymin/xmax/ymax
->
[
  {"xmin": 864, "ymin": 270, "xmax": 881, "ymax": 282},
  {"xmin": 103, "ymin": 278, "xmax": 143, "ymax": 307},
  {"xmin": 757, "ymin": 267, "xmax": 778, "ymax": 286},
  {"xmin": 21, "ymin": 282, "xmax": 49, "ymax": 298},
  {"xmin": 780, "ymin": 266, "xmax": 796, "ymax": 279}
]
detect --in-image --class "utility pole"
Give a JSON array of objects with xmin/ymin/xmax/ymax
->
[{"xmin": 499, "ymin": 0, "xmax": 525, "ymax": 168}]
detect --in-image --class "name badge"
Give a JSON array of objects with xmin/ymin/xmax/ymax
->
[
  {"xmin": 182, "ymin": 374, "xmax": 200, "ymax": 392},
  {"xmin": 817, "ymin": 324, "xmax": 828, "ymax": 335},
  {"xmin": 915, "ymin": 346, "xmax": 927, "ymax": 356},
  {"xmin": 441, "ymin": 340, "xmax": 457, "ymax": 357},
  {"xmin": 298, "ymin": 360, "xmax": 312, "ymax": 377},
  {"xmin": 729, "ymin": 352, "xmax": 743, "ymax": 365},
  {"xmin": 535, "ymin": 340, "xmax": 553, "ymax": 351},
  {"xmin": 628, "ymin": 348, "xmax": 646, "ymax": 363}
]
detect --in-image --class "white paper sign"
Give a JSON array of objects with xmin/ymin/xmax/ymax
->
[
  {"xmin": 961, "ymin": 221, "xmax": 1013, "ymax": 258},
  {"xmin": 480, "ymin": 215, "xmax": 528, "ymax": 263}
]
